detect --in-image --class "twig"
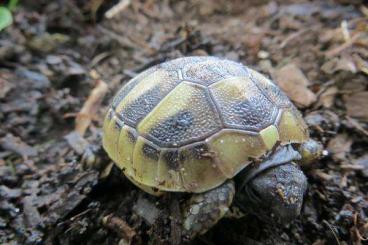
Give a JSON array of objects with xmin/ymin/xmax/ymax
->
[
  {"xmin": 105, "ymin": 0, "xmax": 131, "ymax": 19},
  {"xmin": 325, "ymin": 33, "xmax": 363, "ymax": 58},
  {"xmin": 102, "ymin": 214, "xmax": 136, "ymax": 241},
  {"xmin": 323, "ymin": 220, "xmax": 341, "ymax": 245},
  {"xmin": 98, "ymin": 26, "xmax": 139, "ymax": 50},
  {"xmin": 346, "ymin": 116, "xmax": 368, "ymax": 137},
  {"xmin": 75, "ymin": 79, "xmax": 108, "ymax": 136},
  {"xmin": 280, "ymin": 28, "xmax": 310, "ymax": 49}
]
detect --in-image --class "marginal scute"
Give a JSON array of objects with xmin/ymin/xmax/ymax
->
[
  {"xmin": 103, "ymin": 114, "xmax": 121, "ymax": 163},
  {"xmin": 115, "ymin": 68, "xmax": 179, "ymax": 126},
  {"xmin": 102, "ymin": 109, "xmax": 113, "ymax": 151},
  {"xmin": 277, "ymin": 109, "xmax": 309, "ymax": 143},
  {"xmin": 132, "ymin": 137, "xmax": 160, "ymax": 187},
  {"xmin": 156, "ymin": 149, "xmax": 184, "ymax": 191},
  {"xmin": 180, "ymin": 142, "xmax": 227, "ymax": 193},
  {"xmin": 116, "ymin": 125, "xmax": 137, "ymax": 176},
  {"xmin": 208, "ymin": 130, "xmax": 267, "ymax": 178},
  {"xmin": 137, "ymin": 82, "xmax": 222, "ymax": 147},
  {"xmin": 162, "ymin": 149, "xmax": 181, "ymax": 170},
  {"xmin": 125, "ymin": 174, "xmax": 164, "ymax": 196},
  {"xmin": 259, "ymin": 125, "xmax": 280, "ymax": 150},
  {"xmin": 210, "ymin": 77, "xmax": 278, "ymax": 131}
]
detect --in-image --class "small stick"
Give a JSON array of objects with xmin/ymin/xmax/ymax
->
[
  {"xmin": 102, "ymin": 214, "xmax": 136, "ymax": 241},
  {"xmin": 325, "ymin": 33, "xmax": 362, "ymax": 58},
  {"xmin": 75, "ymin": 79, "xmax": 108, "ymax": 136},
  {"xmin": 105, "ymin": 0, "xmax": 131, "ymax": 19}
]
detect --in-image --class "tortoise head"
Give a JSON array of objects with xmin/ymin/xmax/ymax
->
[{"xmin": 238, "ymin": 145, "xmax": 308, "ymax": 222}]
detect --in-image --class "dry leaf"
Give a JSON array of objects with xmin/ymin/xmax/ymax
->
[
  {"xmin": 344, "ymin": 91, "xmax": 368, "ymax": 122},
  {"xmin": 0, "ymin": 77, "xmax": 13, "ymax": 99},
  {"xmin": 327, "ymin": 134, "xmax": 352, "ymax": 161},
  {"xmin": 274, "ymin": 63, "xmax": 317, "ymax": 108},
  {"xmin": 318, "ymin": 86, "xmax": 338, "ymax": 108}
]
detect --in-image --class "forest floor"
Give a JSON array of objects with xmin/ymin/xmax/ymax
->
[{"xmin": 0, "ymin": 0, "xmax": 368, "ymax": 244}]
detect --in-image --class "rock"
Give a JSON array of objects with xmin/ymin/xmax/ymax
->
[
  {"xmin": 15, "ymin": 67, "xmax": 51, "ymax": 89},
  {"xmin": 133, "ymin": 196, "xmax": 160, "ymax": 225},
  {"xmin": 0, "ymin": 185, "xmax": 22, "ymax": 199},
  {"xmin": 0, "ymin": 133, "xmax": 37, "ymax": 159}
]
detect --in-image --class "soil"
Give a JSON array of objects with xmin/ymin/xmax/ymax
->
[{"xmin": 0, "ymin": 0, "xmax": 367, "ymax": 244}]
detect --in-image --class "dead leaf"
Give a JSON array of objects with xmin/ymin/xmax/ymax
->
[
  {"xmin": 318, "ymin": 86, "xmax": 338, "ymax": 108},
  {"xmin": 344, "ymin": 91, "xmax": 368, "ymax": 122},
  {"xmin": 0, "ymin": 77, "xmax": 13, "ymax": 99},
  {"xmin": 327, "ymin": 134, "xmax": 352, "ymax": 161},
  {"xmin": 353, "ymin": 154, "xmax": 368, "ymax": 177},
  {"xmin": 274, "ymin": 63, "xmax": 317, "ymax": 108},
  {"xmin": 322, "ymin": 56, "xmax": 357, "ymax": 74}
]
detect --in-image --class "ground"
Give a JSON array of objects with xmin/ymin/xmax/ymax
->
[{"xmin": 0, "ymin": 0, "xmax": 368, "ymax": 244}]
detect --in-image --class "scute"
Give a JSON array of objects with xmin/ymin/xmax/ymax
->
[
  {"xmin": 209, "ymin": 77, "xmax": 278, "ymax": 131},
  {"xmin": 117, "ymin": 125, "xmax": 137, "ymax": 176},
  {"xmin": 156, "ymin": 148, "xmax": 184, "ymax": 191},
  {"xmin": 207, "ymin": 129, "xmax": 267, "ymax": 178},
  {"xmin": 182, "ymin": 59, "xmax": 249, "ymax": 85},
  {"xmin": 179, "ymin": 142, "xmax": 227, "ymax": 192},
  {"xmin": 102, "ymin": 56, "xmax": 310, "ymax": 194},
  {"xmin": 111, "ymin": 66, "xmax": 157, "ymax": 109},
  {"xmin": 132, "ymin": 136, "xmax": 160, "ymax": 187},
  {"xmin": 160, "ymin": 56, "xmax": 220, "ymax": 72},
  {"xmin": 137, "ymin": 82, "xmax": 222, "ymax": 147},
  {"xmin": 103, "ymin": 112, "xmax": 122, "ymax": 163},
  {"xmin": 115, "ymin": 68, "xmax": 180, "ymax": 126},
  {"xmin": 248, "ymin": 68, "xmax": 292, "ymax": 108},
  {"xmin": 277, "ymin": 109, "xmax": 309, "ymax": 143}
]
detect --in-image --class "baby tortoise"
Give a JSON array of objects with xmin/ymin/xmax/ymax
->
[{"xmin": 102, "ymin": 56, "xmax": 322, "ymax": 239}]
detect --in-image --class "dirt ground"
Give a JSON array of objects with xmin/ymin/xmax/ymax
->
[{"xmin": 0, "ymin": 0, "xmax": 368, "ymax": 244}]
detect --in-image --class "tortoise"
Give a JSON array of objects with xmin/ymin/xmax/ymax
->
[{"xmin": 102, "ymin": 56, "xmax": 322, "ymax": 239}]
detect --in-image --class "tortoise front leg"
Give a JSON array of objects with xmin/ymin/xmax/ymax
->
[{"xmin": 182, "ymin": 180, "xmax": 235, "ymax": 240}]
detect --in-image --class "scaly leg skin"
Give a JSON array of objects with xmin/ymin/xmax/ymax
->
[
  {"xmin": 182, "ymin": 181, "xmax": 235, "ymax": 240},
  {"xmin": 298, "ymin": 139, "xmax": 323, "ymax": 165},
  {"xmin": 244, "ymin": 162, "xmax": 307, "ymax": 222}
]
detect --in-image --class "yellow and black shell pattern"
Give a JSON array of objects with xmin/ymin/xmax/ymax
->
[{"xmin": 103, "ymin": 56, "xmax": 309, "ymax": 193}]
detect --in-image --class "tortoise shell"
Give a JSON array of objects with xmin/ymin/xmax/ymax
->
[{"xmin": 102, "ymin": 56, "xmax": 309, "ymax": 193}]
